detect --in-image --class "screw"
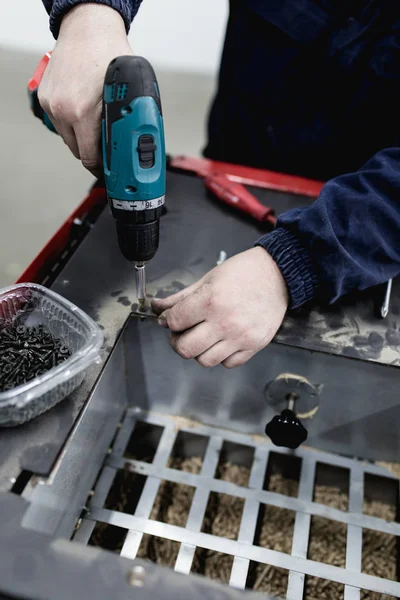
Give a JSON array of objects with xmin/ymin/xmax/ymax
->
[
  {"xmin": 216, "ymin": 250, "xmax": 227, "ymax": 266},
  {"xmin": 0, "ymin": 323, "xmax": 71, "ymax": 392},
  {"xmin": 128, "ymin": 566, "xmax": 146, "ymax": 588},
  {"xmin": 286, "ymin": 392, "xmax": 298, "ymax": 412},
  {"xmin": 4, "ymin": 357, "xmax": 25, "ymax": 384},
  {"xmin": 2, "ymin": 329, "xmax": 16, "ymax": 341},
  {"xmin": 1, "ymin": 356, "xmax": 14, "ymax": 365}
]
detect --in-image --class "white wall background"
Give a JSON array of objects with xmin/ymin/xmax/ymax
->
[{"xmin": 1, "ymin": 1, "xmax": 228, "ymax": 75}]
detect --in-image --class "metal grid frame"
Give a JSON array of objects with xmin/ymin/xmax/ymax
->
[{"xmin": 74, "ymin": 409, "xmax": 400, "ymax": 598}]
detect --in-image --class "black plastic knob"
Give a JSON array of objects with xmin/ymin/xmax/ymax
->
[{"xmin": 265, "ymin": 409, "xmax": 308, "ymax": 450}]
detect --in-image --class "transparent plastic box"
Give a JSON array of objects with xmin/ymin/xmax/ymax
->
[{"xmin": 0, "ymin": 283, "xmax": 103, "ymax": 426}]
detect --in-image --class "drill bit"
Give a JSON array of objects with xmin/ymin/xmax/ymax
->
[
  {"xmin": 134, "ymin": 262, "xmax": 147, "ymax": 312},
  {"xmin": 381, "ymin": 278, "xmax": 393, "ymax": 319}
]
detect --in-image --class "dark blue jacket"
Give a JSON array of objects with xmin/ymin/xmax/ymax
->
[{"xmin": 42, "ymin": 0, "xmax": 400, "ymax": 308}]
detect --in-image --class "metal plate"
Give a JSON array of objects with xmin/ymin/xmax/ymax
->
[{"xmin": 119, "ymin": 315, "xmax": 400, "ymax": 461}]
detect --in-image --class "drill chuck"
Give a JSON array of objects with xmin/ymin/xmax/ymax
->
[{"xmin": 116, "ymin": 216, "xmax": 160, "ymax": 263}]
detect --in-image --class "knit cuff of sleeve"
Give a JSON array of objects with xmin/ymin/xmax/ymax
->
[
  {"xmin": 49, "ymin": 0, "xmax": 141, "ymax": 38},
  {"xmin": 255, "ymin": 228, "xmax": 320, "ymax": 309}
]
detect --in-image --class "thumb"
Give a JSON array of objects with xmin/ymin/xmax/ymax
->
[{"xmin": 151, "ymin": 279, "xmax": 203, "ymax": 315}]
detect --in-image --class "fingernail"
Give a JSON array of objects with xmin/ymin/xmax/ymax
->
[{"xmin": 158, "ymin": 315, "xmax": 168, "ymax": 328}]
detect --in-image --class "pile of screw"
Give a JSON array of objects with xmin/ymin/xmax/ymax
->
[{"xmin": 0, "ymin": 324, "xmax": 71, "ymax": 392}]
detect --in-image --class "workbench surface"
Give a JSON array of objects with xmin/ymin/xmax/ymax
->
[{"xmin": 0, "ymin": 170, "xmax": 399, "ymax": 490}]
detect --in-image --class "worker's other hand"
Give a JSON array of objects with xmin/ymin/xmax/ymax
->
[
  {"xmin": 152, "ymin": 248, "xmax": 289, "ymax": 368},
  {"xmin": 38, "ymin": 4, "xmax": 133, "ymax": 177}
]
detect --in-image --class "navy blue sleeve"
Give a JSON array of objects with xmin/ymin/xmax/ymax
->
[
  {"xmin": 257, "ymin": 146, "xmax": 400, "ymax": 309},
  {"xmin": 41, "ymin": 0, "xmax": 142, "ymax": 38}
]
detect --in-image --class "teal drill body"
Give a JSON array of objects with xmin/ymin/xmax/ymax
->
[
  {"xmin": 102, "ymin": 94, "xmax": 165, "ymax": 203},
  {"xmin": 102, "ymin": 56, "xmax": 166, "ymax": 264}
]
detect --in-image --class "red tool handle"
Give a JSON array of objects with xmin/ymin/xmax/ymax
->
[
  {"xmin": 204, "ymin": 173, "xmax": 276, "ymax": 226},
  {"xmin": 28, "ymin": 52, "xmax": 58, "ymax": 133},
  {"xmin": 28, "ymin": 52, "xmax": 52, "ymax": 93}
]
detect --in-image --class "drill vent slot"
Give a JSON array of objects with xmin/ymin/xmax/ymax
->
[{"xmin": 116, "ymin": 83, "xmax": 128, "ymax": 101}]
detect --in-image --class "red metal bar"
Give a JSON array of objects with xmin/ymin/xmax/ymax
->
[
  {"xmin": 16, "ymin": 187, "xmax": 107, "ymax": 284},
  {"xmin": 170, "ymin": 156, "xmax": 324, "ymax": 198}
]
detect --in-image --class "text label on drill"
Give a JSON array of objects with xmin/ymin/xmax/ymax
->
[{"xmin": 112, "ymin": 195, "xmax": 165, "ymax": 211}]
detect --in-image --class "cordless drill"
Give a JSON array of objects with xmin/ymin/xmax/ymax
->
[
  {"xmin": 102, "ymin": 56, "xmax": 166, "ymax": 308},
  {"xmin": 28, "ymin": 54, "xmax": 166, "ymax": 309}
]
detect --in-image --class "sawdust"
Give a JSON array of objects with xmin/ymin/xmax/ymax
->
[
  {"xmin": 314, "ymin": 484, "xmax": 349, "ymax": 511},
  {"xmin": 136, "ymin": 456, "xmax": 201, "ymax": 568},
  {"xmin": 245, "ymin": 473, "xmax": 296, "ymax": 596},
  {"xmin": 301, "ymin": 485, "xmax": 348, "ymax": 600},
  {"xmin": 377, "ymin": 461, "xmax": 400, "ymax": 479},
  {"xmin": 191, "ymin": 462, "xmax": 248, "ymax": 584},
  {"xmin": 166, "ymin": 415, "xmax": 203, "ymax": 432},
  {"xmin": 88, "ymin": 467, "xmax": 146, "ymax": 552},
  {"xmin": 89, "ymin": 456, "xmax": 399, "ymax": 599},
  {"xmin": 361, "ymin": 500, "xmax": 398, "ymax": 600}
]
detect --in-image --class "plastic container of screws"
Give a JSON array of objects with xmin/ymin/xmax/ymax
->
[{"xmin": 0, "ymin": 283, "xmax": 103, "ymax": 426}]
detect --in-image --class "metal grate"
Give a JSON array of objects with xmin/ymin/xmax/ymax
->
[{"xmin": 73, "ymin": 409, "xmax": 400, "ymax": 599}]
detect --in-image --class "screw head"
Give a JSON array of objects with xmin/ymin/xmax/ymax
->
[{"xmin": 127, "ymin": 565, "xmax": 146, "ymax": 587}]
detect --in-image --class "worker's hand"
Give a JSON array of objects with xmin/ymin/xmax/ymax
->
[
  {"xmin": 152, "ymin": 247, "xmax": 289, "ymax": 368},
  {"xmin": 38, "ymin": 4, "xmax": 133, "ymax": 176}
]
